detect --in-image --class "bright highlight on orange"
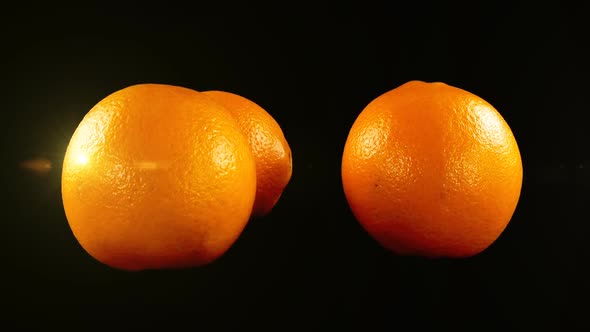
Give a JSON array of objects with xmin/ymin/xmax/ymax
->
[
  {"xmin": 74, "ymin": 153, "xmax": 89, "ymax": 165},
  {"xmin": 135, "ymin": 161, "xmax": 160, "ymax": 170}
]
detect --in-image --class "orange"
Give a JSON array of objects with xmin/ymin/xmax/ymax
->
[
  {"xmin": 341, "ymin": 81, "xmax": 523, "ymax": 258},
  {"xmin": 61, "ymin": 84, "xmax": 257, "ymax": 271},
  {"xmin": 203, "ymin": 90, "xmax": 292, "ymax": 217}
]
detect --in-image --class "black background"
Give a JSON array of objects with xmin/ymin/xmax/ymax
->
[{"xmin": 2, "ymin": 2, "xmax": 589, "ymax": 330}]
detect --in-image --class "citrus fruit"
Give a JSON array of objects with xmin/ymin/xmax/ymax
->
[
  {"xmin": 62, "ymin": 84, "xmax": 257, "ymax": 271},
  {"xmin": 203, "ymin": 90, "xmax": 292, "ymax": 217},
  {"xmin": 341, "ymin": 80, "xmax": 523, "ymax": 258}
]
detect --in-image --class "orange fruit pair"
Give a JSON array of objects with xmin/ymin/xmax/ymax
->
[
  {"xmin": 62, "ymin": 80, "xmax": 522, "ymax": 271},
  {"xmin": 62, "ymin": 84, "xmax": 291, "ymax": 271}
]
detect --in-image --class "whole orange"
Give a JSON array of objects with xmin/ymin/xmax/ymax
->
[
  {"xmin": 203, "ymin": 90, "xmax": 292, "ymax": 217},
  {"xmin": 341, "ymin": 81, "xmax": 523, "ymax": 258},
  {"xmin": 62, "ymin": 84, "xmax": 257, "ymax": 271}
]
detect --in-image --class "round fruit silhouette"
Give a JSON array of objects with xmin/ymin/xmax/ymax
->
[
  {"xmin": 341, "ymin": 81, "xmax": 523, "ymax": 258},
  {"xmin": 62, "ymin": 84, "xmax": 257, "ymax": 271},
  {"xmin": 203, "ymin": 90, "xmax": 292, "ymax": 217}
]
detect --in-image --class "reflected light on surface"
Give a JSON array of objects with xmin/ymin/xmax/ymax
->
[
  {"xmin": 20, "ymin": 157, "xmax": 52, "ymax": 175},
  {"xmin": 474, "ymin": 103, "xmax": 507, "ymax": 147},
  {"xmin": 75, "ymin": 153, "xmax": 89, "ymax": 165},
  {"xmin": 212, "ymin": 139, "xmax": 236, "ymax": 171},
  {"xmin": 136, "ymin": 161, "xmax": 159, "ymax": 170}
]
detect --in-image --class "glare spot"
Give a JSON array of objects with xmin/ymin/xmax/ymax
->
[
  {"xmin": 474, "ymin": 104, "xmax": 506, "ymax": 146},
  {"xmin": 20, "ymin": 158, "xmax": 52, "ymax": 174},
  {"xmin": 212, "ymin": 139, "xmax": 235, "ymax": 170},
  {"xmin": 136, "ymin": 161, "xmax": 159, "ymax": 170},
  {"xmin": 75, "ymin": 154, "xmax": 89, "ymax": 165},
  {"xmin": 357, "ymin": 125, "xmax": 386, "ymax": 159}
]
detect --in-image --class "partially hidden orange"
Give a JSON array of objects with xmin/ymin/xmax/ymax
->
[
  {"xmin": 62, "ymin": 84, "xmax": 257, "ymax": 271},
  {"xmin": 203, "ymin": 90, "xmax": 292, "ymax": 217},
  {"xmin": 341, "ymin": 80, "xmax": 523, "ymax": 258}
]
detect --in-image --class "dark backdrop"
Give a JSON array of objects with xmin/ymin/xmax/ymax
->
[{"xmin": 2, "ymin": 2, "xmax": 588, "ymax": 330}]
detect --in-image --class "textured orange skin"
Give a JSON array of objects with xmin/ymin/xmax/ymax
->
[
  {"xmin": 341, "ymin": 81, "xmax": 523, "ymax": 258},
  {"xmin": 62, "ymin": 84, "xmax": 257, "ymax": 271},
  {"xmin": 203, "ymin": 91, "xmax": 292, "ymax": 217}
]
